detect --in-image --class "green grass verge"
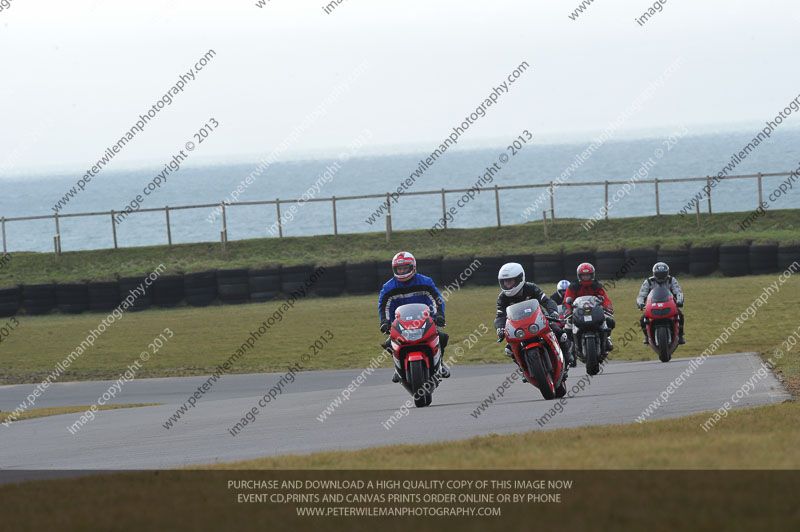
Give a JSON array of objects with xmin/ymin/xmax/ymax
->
[
  {"xmin": 1, "ymin": 209, "xmax": 798, "ymax": 286},
  {"xmin": 2, "ymin": 274, "xmax": 798, "ymax": 392},
  {"xmin": 202, "ymin": 401, "xmax": 799, "ymax": 469},
  {"xmin": 0, "ymin": 403, "xmax": 160, "ymax": 423}
]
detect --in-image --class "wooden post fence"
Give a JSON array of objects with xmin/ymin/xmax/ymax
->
[
  {"xmin": 604, "ymin": 181, "xmax": 609, "ymax": 221},
  {"xmin": 110, "ymin": 210, "xmax": 118, "ymax": 249},
  {"xmin": 441, "ymin": 188, "xmax": 447, "ymax": 229},
  {"xmin": 275, "ymin": 199, "xmax": 282, "ymax": 240},
  {"xmin": 494, "ymin": 185, "xmax": 501, "ymax": 227},
  {"xmin": 655, "ymin": 178, "xmax": 660, "ymax": 216},
  {"xmin": 165, "ymin": 206, "xmax": 172, "ymax": 246},
  {"xmin": 332, "ymin": 196, "xmax": 338, "ymax": 235}
]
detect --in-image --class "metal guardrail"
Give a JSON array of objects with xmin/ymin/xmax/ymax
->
[{"xmin": 0, "ymin": 170, "xmax": 790, "ymax": 255}]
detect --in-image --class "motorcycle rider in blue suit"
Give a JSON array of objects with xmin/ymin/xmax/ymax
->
[{"xmin": 379, "ymin": 251, "xmax": 450, "ymax": 382}]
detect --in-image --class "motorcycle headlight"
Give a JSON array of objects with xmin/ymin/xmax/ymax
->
[
  {"xmin": 401, "ymin": 328, "xmax": 424, "ymax": 342},
  {"xmin": 515, "ymin": 328, "xmax": 525, "ymax": 338},
  {"xmin": 528, "ymin": 324, "xmax": 539, "ymax": 334}
]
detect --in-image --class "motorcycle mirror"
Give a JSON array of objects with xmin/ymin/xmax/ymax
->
[{"xmin": 565, "ymin": 297, "xmax": 573, "ymax": 305}]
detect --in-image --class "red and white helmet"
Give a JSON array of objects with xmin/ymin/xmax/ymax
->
[
  {"xmin": 392, "ymin": 251, "xmax": 416, "ymax": 282},
  {"xmin": 577, "ymin": 262, "xmax": 595, "ymax": 287}
]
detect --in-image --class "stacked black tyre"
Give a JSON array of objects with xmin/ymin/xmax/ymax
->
[
  {"xmin": 119, "ymin": 277, "xmax": 153, "ymax": 311},
  {"xmin": 563, "ymin": 251, "xmax": 593, "ymax": 281},
  {"xmin": 184, "ymin": 271, "xmax": 217, "ymax": 307},
  {"xmin": 152, "ymin": 275, "xmax": 184, "ymax": 308},
  {"xmin": 471, "ymin": 256, "xmax": 505, "ymax": 286},
  {"xmin": 778, "ymin": 243, "xmax": 800, "ymax": 271},
  {"xmin": 88, "ymin": 281, "xmax": 121, "ymax": 312},
  {"xmin": 718, "ymin": 244, "xmax": 750, "ymax": 277},
  {"xmin": 533, "ymin": 253, "xmax": 562, "ymax": 284},
  {"xmin": 315, "ymin": 264, "xmax": 345, "ymax": 297},
  {"xmin": 626, "ymin": 248, "xmax": 658, "ymax": 277},
  {"xmin": 689, "ymin": 246, "xmax": 718, "ymax": 277},
  {"xmin": 440, "ymin": 257, "xmax": 477, "ymax": 288},
  {"xmin": 56, "ymin": 283, "xmax": 89, "ymax": 314},
  {"xmin": 0, "ymin": 287, "xmax": 21, "ymax": 317},
  {"xmin": 748, "ymin": 244, "xmax": 778, "ymax": 275},
  {"xmin": 415, "ymin": 256, "xmax": 442, "ymax": 284},
  {"xmin": 658, "ymin": 247, "xmax": 690, "ymax": 275},
  {"xmin": 217, "ymin": 269, "xmax": 250, "ymax": 304},
  {"xmin": 595, "ymin": 250, "xmax": 627, "ymax": 282},
  {"xmin": 23, "ymin": 284, "xmax": 56, "ymax": 315},
  {"xmin": 281, "ymin": 264, "xmax": 315, "ymax": 296},
  {"xmin": 345, "ymin": 261, "xmax": 378, "ymax": 294},
  {"xmin": 249, "ymin": 266, "xmax": 281, "ymax": 302}
]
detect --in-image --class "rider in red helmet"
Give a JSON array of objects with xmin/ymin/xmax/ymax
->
[{"xmin": 563, "ymin": 262, "xmax": 616, "ymax": 351}]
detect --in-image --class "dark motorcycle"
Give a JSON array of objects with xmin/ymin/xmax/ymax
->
[{"xmin": 566, "ymin": 295, "xmax": 610, "ymax": 376}]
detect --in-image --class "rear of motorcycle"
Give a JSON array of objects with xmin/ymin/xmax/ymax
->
[
  {"xmin": 390, "ymin": 303, "xmax": 441, "ymax": 407},
  {"xmin": 504, "ymin": 300, "xmax": 567, "ymax": 400}
]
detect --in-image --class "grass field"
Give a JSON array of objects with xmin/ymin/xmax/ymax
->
[
  {"xmin": 1, "ymin": 209, "xmax": 798, "ymax": 286},
  {"xmin": 2, "ymin": 274, "xmax": 798, "ymax": 393},
  {"xmin": 0, "ymin": 403, "xmax": 160, "ymax": 423}
]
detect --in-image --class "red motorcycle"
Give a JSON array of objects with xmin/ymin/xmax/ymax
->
[
  {"xmin": 643, "ymin": 284, "xmax": 680, "ymax": 362},
  {"xmin": 500, "ymin": 300, "xmax": 567, "ymax": 400},
  {"xmin": 389, "ymin": 303, "xmax": 443, "ymax": 407}
]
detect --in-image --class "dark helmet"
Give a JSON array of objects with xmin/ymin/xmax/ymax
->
[{"xmin": 653, "ymin": 262, "xmax": 669, "ymax": 283}]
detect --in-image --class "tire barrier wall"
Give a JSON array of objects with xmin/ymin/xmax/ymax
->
[{"xmin": 3, "ymin": 242, "xmax": 794, "ymax": 316}]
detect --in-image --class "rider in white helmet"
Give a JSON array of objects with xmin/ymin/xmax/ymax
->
[
  {"xmin": 494, "ymin": 263, "xmax": 574, "ymax": 367},
  {"xmin": 551, "ymin": 279, "xmax": 570, "ymax": 306}
]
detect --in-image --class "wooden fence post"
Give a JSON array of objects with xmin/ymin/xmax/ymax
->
[
  {"xmin": 332, "ymin": 196, "xmax": 338, "ymax": 235},
  {"xmin": 221, "ymin": 202, "xmax": 229, "ymax": 244},
  {"xmin": 441, "ymin": 188, "xmax": 447, "ymax": 229},
  {"xmin": 111, "ymin": 210, "xmax": 118, "ymax": 249},
  {"xmin": 54, "ymin": 213, "xmax": 61, "ymax": 254},
  {"xmin": 604, "ymin": 181, "xmax": 609, "ymax": 221},
  {"xmin": 1, "ymin": 216, "xmax": 6, "ymax": 255},
  {"xmin": 655, "ymin": 178, "xmax": 660, "ymax": 216},
  {"xmin": 165, "ymin": 206, "xmax": 172, "ymax": 246},
  {"xmin": 542, "ymin": 211, "xmax": 548, "ymax": 239},
  {"xmin": 386, "ymin": 212, "xmax": 392, "ymax": 243},
  {"xmin": 494, "ymin": 185, "xmax": 501, "ymax": 227},
  {"xmin": 706, "ymin": 176, "xmax": 712, "ymax": 215},
  {"xmin": 549, "ymin": 181, "xmax": 555, "ymax": 222},
  {"xmin": 275, "ymin": 199, "xmax": 283, "ymax": 240},
  {"xmin": 757, "ymin": 172, "xmax": 763, "ymax": 207}
]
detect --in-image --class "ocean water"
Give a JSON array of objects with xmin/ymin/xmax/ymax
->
[{"xmin": 1, "ymin": 127, "xmax": 799, "ymax": 253}]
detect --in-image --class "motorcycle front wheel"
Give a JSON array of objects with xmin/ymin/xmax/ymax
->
[
  {"xmin": 409, "ymin": 359, "xmax": 432, "ymax": 407},
  {"xmin": 585, "ymin": 336, "xmax": 600, "ymax": 376},
  {"xmin": 656, "ymin": 326, "xmax": 671, "ymax": 363},
  {"xmin": 525, "ymin": 347, "xmax": 556, "ymax": 400}
]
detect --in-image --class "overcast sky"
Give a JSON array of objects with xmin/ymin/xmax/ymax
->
[{"xmin": 1, "ymin": 0, "xmax": 800, "ymax": 175}]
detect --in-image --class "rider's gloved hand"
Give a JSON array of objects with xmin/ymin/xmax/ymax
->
[
  {"xmin": 497, "ymin": 327, "xmax": 505, "ymax": 341},
  {"xmin": 434, "ymin": 314, "xmax": 446, "ymax": 328},
  {"xmin": 380, "ymin": 320, "xmax": 391, "ymax": 334},
  {"xmin": 676, "ymin": 301, "xmax": 683, "ymax": 308},
  {"xmin": 638, "ymin": 303, "xmax": 645, "ymax": 311}
]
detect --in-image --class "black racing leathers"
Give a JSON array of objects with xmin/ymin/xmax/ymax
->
[{"xmin": 495, "ymin": 283, "xmax": 570, "ymax": 364}]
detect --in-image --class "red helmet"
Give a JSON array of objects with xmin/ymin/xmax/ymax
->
[
  {"xmin": 577, "ymin": 262, "xmax": 595, "ymax": 287},
  {"xmin": 392, "ymin": 251, "xmax": 416, "ymax": 282}
]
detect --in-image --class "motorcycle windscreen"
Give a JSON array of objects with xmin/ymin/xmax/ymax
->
[
  {"xmin": 649, "ymin": 284, "xmax": 672, "ymax": 304},
  {"xmin": 506, "ymin": 299, "xmax": 541, "ymax": 321},
  {"xmin": 394, "ymin": 303, "xmax": 432, "ymax": 330},
  {"xmin": 573, "ymin": 295, "xmax": 601, "ymax": 309}
]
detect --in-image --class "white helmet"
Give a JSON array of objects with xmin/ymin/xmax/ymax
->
[
  {"xmin": 557, "ymin": 280, "xmax": 570, "ymax": 293},
  {"xmin": 498, "ymin": 262, "xmax": 525, "ymax": 297}
]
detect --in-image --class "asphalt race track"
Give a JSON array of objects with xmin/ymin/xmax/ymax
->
[{"xmin": 0, "ymin": 353, "xmax": 788, "ymax": 475}]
